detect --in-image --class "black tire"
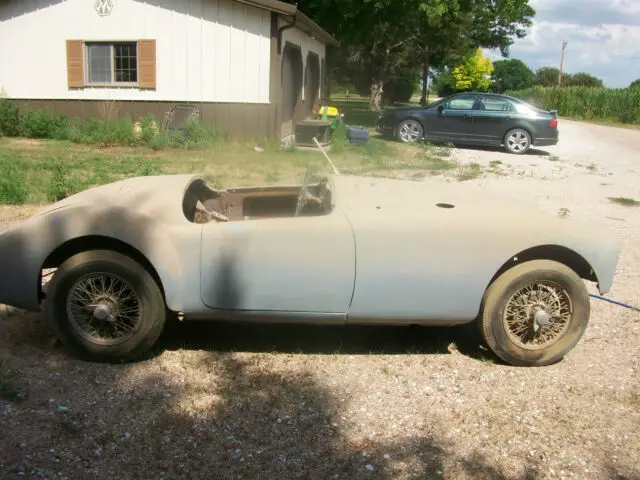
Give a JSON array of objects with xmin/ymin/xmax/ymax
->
[
  {"xmin": 479, "ymin": 260, "xmax": 590, "ymax": 367},
  {"xmin": 396, "ymin": 119, "xmax": 424, "ymax": 143},
  {"xmin": 503, "ymin": 128, "xmax": 532, "ymax": 155},
  {"xmin": 44, "ymin": 250, "xmax": 167, "ymax": 363}
]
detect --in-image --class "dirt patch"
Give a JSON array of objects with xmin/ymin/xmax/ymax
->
[
  {"xmin": 0, "ymin": 205, "xmax": 41, "ymax": 231},
  {"xmin": 4, "ymin": 138, "xmax": 46, "ymax": 149}
]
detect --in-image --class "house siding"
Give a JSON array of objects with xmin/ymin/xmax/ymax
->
[{"xmin": 0, "ymin": 0, "xmax": 272, "ymax": 103}]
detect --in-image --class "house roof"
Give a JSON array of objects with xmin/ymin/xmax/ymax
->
[{"xmin": 233, "ymin": 0, "xmax": 339, "ymax": 47}]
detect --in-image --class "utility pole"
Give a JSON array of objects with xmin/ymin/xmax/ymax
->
[{"xmin": 558, "ymin": 40, "xmax": 568, "ymax": 87}]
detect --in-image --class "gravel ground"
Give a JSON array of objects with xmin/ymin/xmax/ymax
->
[{"xmin": 1, "ymin": 120, "xmax": 639, "ymax": 480}]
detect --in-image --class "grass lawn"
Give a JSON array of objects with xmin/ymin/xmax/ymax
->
[
  {"xmin": 0, "ymin": 124, "xmax": 460, "ymax": 206},
  {"xmin": 329, "ymin": 94, "xmax": 440, "ymax": 130}
]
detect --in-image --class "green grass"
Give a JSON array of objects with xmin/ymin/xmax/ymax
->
[
  {"xmin": 608, "ymin": 197, "xmax": 640, "ymax": 207},
  {"xmin": 507, "ymin": 86, "xmax": 640, "ymax": 125},
  {"xmin": 0, "ymin": 99, "xmax": 221, "ymax": 149},
  {"xmin": 0, "ymin": 125, "xmax": 464, "ymax": 205}
]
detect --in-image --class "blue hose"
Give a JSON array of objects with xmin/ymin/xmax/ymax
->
[{"xmin": 589, "ymin": 293, "xmax": 640, "ymax": 313}]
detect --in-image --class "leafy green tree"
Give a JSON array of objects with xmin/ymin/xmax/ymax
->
[
  {"xmin": 534, "ymin": 67, "xmax": 561, "ymax": 87},
  {"xmin": 630, "ymin": 79, "xmax": 640, "ymax": 89},
  {"xmin": 490, "ymin": 58, "xmax": 534, "ymax": 92},
  {"xmin": 450, "ymin": 48, "xmax": 494, "ymax": 91},
  {"xmin": 564, "ymin": 72, "xmax": 603, "ymax": 88},
  {"xmin": 297, "ymin": 0, "xmax": 536, "ymax": 111}
]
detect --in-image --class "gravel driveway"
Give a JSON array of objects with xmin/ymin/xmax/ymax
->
[{"xmin": 1, "ymin": 120, "xmax": 639, "ymax": 480}]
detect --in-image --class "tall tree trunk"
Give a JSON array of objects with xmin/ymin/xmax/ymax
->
[
  {"xmin": 369, "ymin": 80, "xmax": 384, "ymax": 112},
  {"xmin": 419, "ymin": 45, "xmax": 430, "ymax": 106}
]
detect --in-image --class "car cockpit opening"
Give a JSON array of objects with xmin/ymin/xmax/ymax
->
[{"xmin": 182, "ymin": 175, "xmax": 333, "ymax": 224}]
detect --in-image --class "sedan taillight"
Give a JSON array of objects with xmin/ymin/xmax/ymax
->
[{"xmin": 549, "ymin": 117, "xmax": 558, "ymax": 128}]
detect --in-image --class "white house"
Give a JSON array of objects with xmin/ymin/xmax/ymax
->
[{"xmin": 0, "ymin": 0, "xmax": 338, "ymax": 140}]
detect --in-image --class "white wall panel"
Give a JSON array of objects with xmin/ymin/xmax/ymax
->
[{"xmin": 0, "ymin": 0, "xmax": 273, "ymax": 103}]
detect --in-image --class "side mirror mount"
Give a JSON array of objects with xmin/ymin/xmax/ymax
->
[{"xmin": 437, "ymin": 105, "xmax": 444, "ymax": 115}]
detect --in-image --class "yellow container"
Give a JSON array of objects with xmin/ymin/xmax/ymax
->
[{"xmin": 318, "ymin": 106, "xmax": 339, "ymax": 117}]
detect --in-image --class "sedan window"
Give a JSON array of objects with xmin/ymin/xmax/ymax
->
[
  {"xmin": 444, "ymin": 96, "xmax": 476, "ymax": 110},
  {"xmin": 478, "ymin": 98, "xmax": 515, "ymax": 112}
]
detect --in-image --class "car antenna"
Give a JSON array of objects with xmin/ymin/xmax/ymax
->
[{"xmin": 313, "ymin": 136, "xmax": 340, "ymax": 175}]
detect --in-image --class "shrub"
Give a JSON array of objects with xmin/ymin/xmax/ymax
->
[
  {"xmin": 78, "ymin": 116, "xmax": 136, "ymax": 146},
  {"xmin": 21, "ymin": 108, "xmax": 69, "ymax": 139},
  {"xmin": 138, "ymin": 114, "xmax": 159, "ymax": 144},
  {"xmin": 0, "ymin": 99, "xmax": 22, "ymax": 137}
]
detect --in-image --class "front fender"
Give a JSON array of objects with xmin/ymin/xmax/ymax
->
[{"xmin": 0, "ymin": 205, "xmax": 190, "ymax": 312}]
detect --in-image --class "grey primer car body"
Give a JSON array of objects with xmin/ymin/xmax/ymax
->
[
  {"xmin": 376, "ymin": 92, "xmax": 559, "ymax": 152},
  {"xmin": 0, "ymin": 173, "xmax": 620, "ymax": 327}
]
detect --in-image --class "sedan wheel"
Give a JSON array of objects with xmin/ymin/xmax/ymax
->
[
  {"xmin": 45, "ymin": 250, "xmax": 167, "ymax": 362},
  {"xmin": 397, "ymin": 119, "xmax": 423, "ymax": 143},
  {"xmin": 504, "ymin": 128, "xmax": 531, "ymax": 154},
  {"xmin": 479, "ymin": 260, "xmax": 590, "ymax": 367}
]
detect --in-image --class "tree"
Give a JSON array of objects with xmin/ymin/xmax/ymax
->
[
  {"xmin": 297, "ymin": 0, "xmax": 536, "ymax": 111},
  {"xmin": 449, "ymin": 48, "xmax": 494, "ymax": 91},
  {"xmin": 630, "ymin": 79, "xmax": 640, "ymax": 89},
  {"xmin": 490, "ymin": 58, "xmax": 534, "ymax": 92},
  {"xmin": 564, "ymin": 72, "xmax": 603, "ymax": 88},
  {"xmin": 534, "ymin": 67, "xmax": 561, "ymax": 87}
]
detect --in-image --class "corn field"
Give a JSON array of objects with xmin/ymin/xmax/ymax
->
[{"xmin": 507, "ymin": 86, "xmax": 640, "ymax": 124}]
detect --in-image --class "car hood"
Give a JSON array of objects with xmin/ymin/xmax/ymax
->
[{"xmin": 33, "ymin": 174, "xmax": 201, "ymax": 219}]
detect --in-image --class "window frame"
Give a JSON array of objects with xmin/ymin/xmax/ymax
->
[{"xmin": 84, "ymin": 41, "xmax": 140, "ymax": 87}]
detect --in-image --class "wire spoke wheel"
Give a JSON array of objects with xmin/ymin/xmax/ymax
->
[
  {"xmin": 65, "ymin": 272, "xmax": 142, "ymax": 346},
  {"xmin": 502, "ymin": 280, "xmax": 572, "ymax": 351}
]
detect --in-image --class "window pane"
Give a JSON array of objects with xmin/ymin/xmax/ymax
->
[
  {"xmin": 114, "ymin": 43, "xmax": 138, "ymax": 83},
  {"xmin": 480, "ymin": 98, "xmax": 513, "ymax": 112},
  {"xmin": 87, "ymin": 44, "xmax": 112, "ymax": 83},
  {"xmin": 446, "ymin": 96, "xmax": 476, "ymax": 110}
]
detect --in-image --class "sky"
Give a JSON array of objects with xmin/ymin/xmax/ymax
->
[{"xmin": 483, "ymin": 0, "xmax": 640, "ymax": 88}]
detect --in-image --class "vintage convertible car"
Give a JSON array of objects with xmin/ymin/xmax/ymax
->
[{"xmin": 0, "ymin": 168, "xmax": 620, "ymax": 366}]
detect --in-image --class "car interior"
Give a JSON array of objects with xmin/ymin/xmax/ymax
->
[{"xmin": 182, "ymin": 168, "xmax": 333, "ymax": 224}]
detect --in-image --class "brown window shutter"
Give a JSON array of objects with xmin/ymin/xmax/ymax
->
[
  {"xmin": 66, "ymin": 40, "xmax": 85, "ymax": 88},
  {"xmin": 138, "ymin": 40, "xmax": 157, "ymax": 89}
]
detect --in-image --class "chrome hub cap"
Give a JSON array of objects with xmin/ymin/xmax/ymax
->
[
  {"xmin": 503, "ymin": 281, "xmax": 572, "ymax": 350},
  {"xmin": 65, "ymin": 273, "xmax": 142, "ymax": 345},
  {"xmin": 399, "ymin": 121, "xmax": 421, "ymax": 142},
  {"xmin": 508, "ymin": 131, "xmax": 529, "ymax": 152},
  {"xmin": 533, "ymin": 309, "xmax": 551, "ymax": 331},
  {"xmin": 92, "ymin": 302, "xmax": 115, "ymax": 322}
]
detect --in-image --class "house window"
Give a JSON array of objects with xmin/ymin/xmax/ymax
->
[{"xmin": 86, "ymin": 42, "xmax": 138, "ymax": 85}]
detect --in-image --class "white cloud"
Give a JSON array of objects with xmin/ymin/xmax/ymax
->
[{"xmin": 485, "ymin": 0, "xmax": 640, "ymax": 87}]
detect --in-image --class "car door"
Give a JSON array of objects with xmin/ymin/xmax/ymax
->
[
  {"xmin": 426, "ymin": 94, "xmax": 478, "ymax": 141},
  {"xmin": 199, "ymin": 210, "xmax": 356, "ymax": 315},
  {"xmin": 470, "ymin": 96, "xmax": 517, "ymax": 144}
]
